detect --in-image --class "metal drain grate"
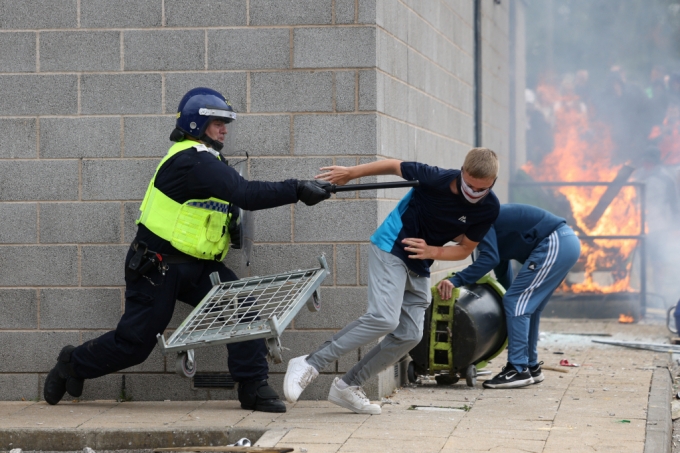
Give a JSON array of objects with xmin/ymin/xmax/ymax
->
[{"xmin": 193, "ymin": 373, "xmax": 235, "ymax": 389}]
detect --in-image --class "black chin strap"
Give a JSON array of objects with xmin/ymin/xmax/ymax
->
[{"xmin": 200, "ymin": 134, "xmax": 224, "ymax": 152}]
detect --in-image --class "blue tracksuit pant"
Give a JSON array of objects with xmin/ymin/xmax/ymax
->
[{"xmin": 504, "ymin": 224, "xmax": 581, "ymax": 370}]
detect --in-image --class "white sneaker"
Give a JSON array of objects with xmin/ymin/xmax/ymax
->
[
  {"xmin": 283, "ymin": 355, "xmax": 318, "ymax": 403},
  {"xmin": 328, "ymin": 377, "xmax": 381, "ymax": 415}
]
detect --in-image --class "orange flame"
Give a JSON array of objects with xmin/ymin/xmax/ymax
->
[
  {"xmin": 618, "ymin": 313, "xmax": 635, "ymax": 323},
  {"xmin": 523, "ymin": 83, "xmax": 641, "ymax": 294}
]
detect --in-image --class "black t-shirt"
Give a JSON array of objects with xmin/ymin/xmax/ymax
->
[
  {"xmin": 370, "ymin": 162, "xmax": 500, "ymax": 277},
  {"xmin": 136, "ymin": 146, "xmax": 298, "ymax": 256}
]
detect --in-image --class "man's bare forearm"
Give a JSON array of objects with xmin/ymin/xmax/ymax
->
[
  {"xmin": 431, "ymin": 243, "xmax": 476, "ymax": 262},
  {"xmin": 346, "ymin": 159, "xmax": 403, "ymax": 180}
]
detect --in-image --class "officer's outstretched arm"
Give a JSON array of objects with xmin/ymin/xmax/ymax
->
[
  {"xmin": 191, "ymin": 159, "xmax": 300, "ymax": 210},
  {"xmin": 296, "ymin": 180, "xmax": 331, "ymax": 206}
]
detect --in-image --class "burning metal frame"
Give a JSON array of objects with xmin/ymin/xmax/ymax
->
[{"xmin": 510, "ymin": 180, "xmax": 648, "ymax": 316}]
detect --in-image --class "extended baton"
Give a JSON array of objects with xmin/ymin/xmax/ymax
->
[{"xmin": 326, "ymin": 180, "xmax": 419, "ymax": 193}]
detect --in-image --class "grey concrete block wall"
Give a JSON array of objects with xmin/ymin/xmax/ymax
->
[
  {"xmin": 0, "ymin": 75, "xmax": 78, "ymax": 115},
  {"xmin": 0, "ymin": 119, "xmax": 37, "ymax": 158},
  {"xmin": 0, "ymin": 0, "xmax": 520, "ymax": 401},
  {"xmin": 40, "ymin": 288, "xmax": 123, "ymax": 329},
  {"xmin": 0, "ymin": 33, "xmax": 36, "ymax": 72},
  {"xmin": 40, "ymin": 31, "xmax": 120, "ymax": 72},
  {"xmin": 0, "ymin": 290, "xmax": 38, "ymax": 329},
  {"xmin": 40, "ymin": 117, "xmax": 121, "ymax": 158},
  {"xmin": 208, "ymin": 29, "xmax": 290, "ymax": 70},
  {"xmin": 0, "ymin": 204, "xmax": 37, "ymax": 244},
  {"xmin": 0, "ymin": 0, "xmax": 77, "ymax": 30},
  {"xmin": 39, "ymin": 202, "xmax": 121, "ymax": 244}
]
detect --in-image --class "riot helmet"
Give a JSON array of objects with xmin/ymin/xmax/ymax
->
[{"xmin": 170, "ymin": 87, "xmax": 236, "ymax": 152}]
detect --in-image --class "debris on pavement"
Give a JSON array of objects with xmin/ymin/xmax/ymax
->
[
  {"xmin": 593, "ymin": 339, "xmax": 680, "ymax": 353},
  {"xmin": 559, "ymin": 359, "xmax": 580, "ymax": 367},
  {"xmin": 229, "ymin": 439, "xmax": 252, "ymax": 447},
  {"xmin": 154, "ymin": 446, "xmax": 294, "ymax": 452},
  {"xmin": 673, "ymin": 400, "xmax": 680, "ymax": 420},
  {"xmin": 543, "ymin": 365, "xmax": 570, "ymax": 373}
]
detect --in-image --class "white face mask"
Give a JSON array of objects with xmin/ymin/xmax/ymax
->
[{"xmin": 460, "ymin": 175, "xmax": 491, "ymax": 204}]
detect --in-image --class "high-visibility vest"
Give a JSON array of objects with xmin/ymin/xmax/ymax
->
[{"xmin": 136, "ymin": 141, "xmax": 232, "ymax": 261}]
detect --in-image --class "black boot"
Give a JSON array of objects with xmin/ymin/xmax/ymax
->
[
  {"xmin": 238, "ymin": 380, "xmax": 287, "ymax": 413},
  {"xmin": 44, "ymin": 345, "xmax": 85, "ymax": 405}
]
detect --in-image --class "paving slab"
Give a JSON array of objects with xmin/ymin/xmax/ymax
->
[
  {"xmin": 0, "ymin": 402, "xmax": 35, "ymax": 417},
  {"xmin": 276, "ymin": 443, "xmax": 342, "ymax": 453},
  {"xmin": 338, "ymin": 436, "xmax": 448, "ymax": 452},
  {"xmin": 278, "ymin": 425, "xmax": 358, "ymax": 444},
  {"xmin": 442, "ymin": 436, "xmax": 546, "ymax": 452},
  {"xmin": 0, "ymin": 319, "xmax": 673, "ymax": 452}
]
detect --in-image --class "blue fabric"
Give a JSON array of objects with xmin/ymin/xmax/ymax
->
[
  {"xmin": 371, "ymin": 162, "xmax": 499, "ymax": 277},
  {"xmin": 450, "ymin": 203, "xmax": 566, "ymax": 288},
  {"xmin": 371, "ymin": 190, "xmax": 413, "ymax": 252},
  {"xmin": 503, "ymin": 225, "xmax": 580, "ymax": 369}
]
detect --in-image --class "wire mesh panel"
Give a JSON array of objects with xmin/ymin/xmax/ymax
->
[{"xmin": 157, "ymin": 256, "xmax": 328, "ymax": 354}]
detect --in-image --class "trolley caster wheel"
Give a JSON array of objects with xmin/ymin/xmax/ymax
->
[
  {"xmin": 306, "ymin": 290, "xmax": 321, "ymax": 312},
  {"xmin": 465, "ymin": 364, "xmax": 477, "ymax": 387},
  {"xmin": 407, "ymin": 361, "xmax": 418, "ymax": 384},
  {"xmin": 176, "ymin": 350, "xmax": 196, "ymax": 379},
  {"xmin": 435, "ymin": 373, "xmax": 459, "ymax": 386},
  {"xmin": 267, "ymin": 337, "xmax": 283, "ymax": 364}
]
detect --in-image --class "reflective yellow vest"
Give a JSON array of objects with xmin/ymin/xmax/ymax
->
[{"xmin": 136, "ymin": 141, "xmax": 232, "ymax": 261}]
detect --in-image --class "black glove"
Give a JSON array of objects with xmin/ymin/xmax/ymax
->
[{"xmin": 297, "ymin": 180, "xmax": 331, "ymax": 206}]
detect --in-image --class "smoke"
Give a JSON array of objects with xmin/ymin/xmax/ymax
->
[
  {"xmin": 527, "ymin": 0, "xmax": 680, "ymax": 89},
  {"xmin": 522, "ymin": 0, "xmax": 680, "ymax": 311}
]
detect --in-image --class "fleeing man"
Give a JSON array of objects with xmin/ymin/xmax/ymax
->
[{"xmin": 284, "ymin": 149, "xmax": 500, "ymax": 414}]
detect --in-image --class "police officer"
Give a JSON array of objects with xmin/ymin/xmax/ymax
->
[{"xmin": 43, "ymin": 87, "xmax": 330, "ymax": 412}]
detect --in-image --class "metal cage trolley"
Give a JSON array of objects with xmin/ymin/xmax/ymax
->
[{"xmin": 157, "ymin": 256, "xmax": 330, "ymax": 378}]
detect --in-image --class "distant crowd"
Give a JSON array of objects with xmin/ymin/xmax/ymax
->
[{"xmin": 526, "ymin": 66, "xmax": 680, "ymax": 168}]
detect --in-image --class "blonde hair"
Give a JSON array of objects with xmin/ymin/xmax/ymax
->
[{"xmin": 463, "ymin": 148, "xmax": 499, "ymax": 179}]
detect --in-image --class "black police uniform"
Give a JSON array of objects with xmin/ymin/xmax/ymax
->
[{"xmin": 50, "ymin": 144, "xmax": 303, "ymax": 411}]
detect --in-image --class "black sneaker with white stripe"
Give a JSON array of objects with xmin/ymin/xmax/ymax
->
[
  {"xmin": 529, "ymin": 361, "xmax": 544, "ymax": 384},
  {"xmin": 483, "ymin": 362, "xmax": 534, "ymax": 389}
]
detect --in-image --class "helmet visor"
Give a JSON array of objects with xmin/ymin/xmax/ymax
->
[
  {"xmin": 199, "ymin": 107, "xmax": 236, "ymax": 123},
  {"xmin": 221, "ymin": 120, "xmax": 237, "ymax": 155}
]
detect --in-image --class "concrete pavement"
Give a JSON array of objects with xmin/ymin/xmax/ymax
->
[{"xmin": 0, "ymin": 318, "xmax": 673, "ymax": 452}]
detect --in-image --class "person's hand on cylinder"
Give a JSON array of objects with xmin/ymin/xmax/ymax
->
[
  {"xmin": 297, "ymin": 180, "xmax": 331, "ymax": 206},
  {"xmin": 437, "ymin": 279, "xmax": 456, "ymax": 301},
  {"xmin": 402, "ymin": 238, "xmax": 435, "ymax": 260},
  {"xmin": 315, "ymin": 166, "xmax": 353, "ymax": 186}
]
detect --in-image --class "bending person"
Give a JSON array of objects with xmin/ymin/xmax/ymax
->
[
  {"xmin": 437, "ymin": 203, "xmax": 581, "ymax": 388},
  {"xmin": 283, "ymin": 149, "xmax": 500, "ymax": 414}
]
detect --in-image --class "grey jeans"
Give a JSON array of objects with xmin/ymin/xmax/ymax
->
[{"xmin": 307, "ymin": 243, "xmax": 431, "ymax": 386}]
